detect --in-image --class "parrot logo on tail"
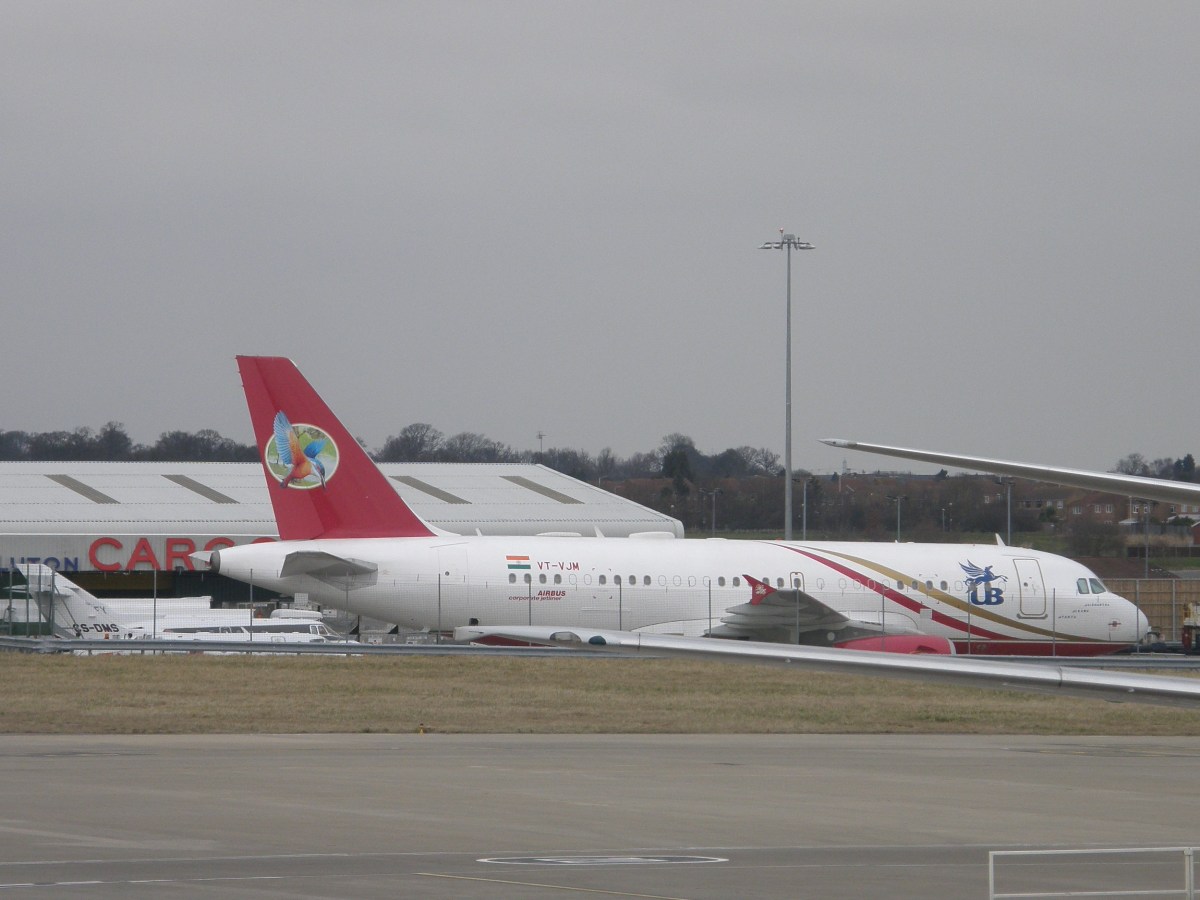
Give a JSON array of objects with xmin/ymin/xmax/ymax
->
[{"xmin": 264, "ymin": 411, "xmax": 339, "ymax": 489}]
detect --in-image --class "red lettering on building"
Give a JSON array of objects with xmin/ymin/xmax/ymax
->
[
  {"xmin": 163, "ymin": 537, "xmax": 197, "ymax": 571},
  {"xmin": 89, "ymin": 535, "xmax": 266, "ymax": 571},
  {"xmin": 125, "ymin": 538, "xmax": 161, "ymax": 571},
  {"xmin": 89, "ymin": 537, "xmax": 124, "ymax": 573}
]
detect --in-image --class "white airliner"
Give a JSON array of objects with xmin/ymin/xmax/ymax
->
[
  {"xmin": 16, "ymin": 564, "xmax": 347, "ymax": 644},
  {"xmin": 821, "ymin": 439, "xmax": 1200, "ymax": 507},
  {"xmin": 197, "ymin": 357, "xmax": 1149, "ymax": 657}
]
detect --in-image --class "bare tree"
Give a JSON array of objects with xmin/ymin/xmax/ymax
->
[{"xmin": 377, "ymin": 423, "xmax": 444, "ymax": 462}]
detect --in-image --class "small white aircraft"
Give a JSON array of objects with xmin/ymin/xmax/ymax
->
[
  {"xmin": 821, "ymin": 439, "xmax": 1200, "ymax": 507},
  {"xmin": 197, "ymin": 357, "xmax": 1149, "ymax": 656},
  {"xmin": 16, "ymin": 564, "xmax": 348, "ymax": 644}
]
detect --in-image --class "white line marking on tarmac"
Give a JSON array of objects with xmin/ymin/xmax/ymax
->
[
  {"xmin": 0, "ymin": 876, "xmax": 290, "ymax": 890},
  {"xmin": 418, "ymin": 873, "xmax": 692, "ymax": 898}
]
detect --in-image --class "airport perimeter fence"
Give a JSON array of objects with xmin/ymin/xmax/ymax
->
[
  {"xmin": 1107, "ymin": 579, "xmax": 1200, "ymax": 644},
  {"xmin": 3, "ymin": 568, "xmax": 1197, "ymax": 650}
]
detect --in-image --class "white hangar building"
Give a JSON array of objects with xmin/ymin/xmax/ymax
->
[{"xmin": 0, "ymin": 462, "xmax": 681, "ymax": 602}]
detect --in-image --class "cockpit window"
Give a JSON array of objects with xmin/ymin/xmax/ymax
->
[
  {"xmin": 1089, "ymin": 578, "xmax": 1106, "ymax": 594},
  {"xmin": 1077, "ymin": 578, "xmax": 1089, "ymax": 595}
]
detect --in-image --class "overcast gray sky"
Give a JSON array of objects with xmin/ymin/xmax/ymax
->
[{"xmin": 3, "ymin": 2, "xmax": 1197, "ymax": 474}]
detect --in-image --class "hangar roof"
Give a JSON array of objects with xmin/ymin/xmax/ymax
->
[{"xmin": 0, "ymin": 462, "xmax": 682, "ymax": 538}]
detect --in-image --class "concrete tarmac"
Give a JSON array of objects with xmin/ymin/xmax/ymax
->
[{"xmin": 0, "ymin": 733, "xmax": 1197, "ymax": 898}]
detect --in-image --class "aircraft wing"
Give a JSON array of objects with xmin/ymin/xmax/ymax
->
[
  {"xmin": 713, "ymin": 575, "xmax": 854, "ymax": 640},
  {"xmin": 454, "ymin": 625, "xmax": 1200, "ymax": 709},
  {"xmin": 822, "ymin": 439, "xmax": 1200, "ymax": 506}
]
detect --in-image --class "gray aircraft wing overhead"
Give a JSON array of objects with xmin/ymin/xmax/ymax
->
[
  {"xmin": 454, "ymin": 625, "xmax": 1200, "ymax": 709},
  {"xmin": 821, "ymin": 439, "xmax": 1200, "ymax": 506}
]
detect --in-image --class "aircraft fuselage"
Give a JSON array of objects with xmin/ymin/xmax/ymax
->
[{"xmin": 209, "ymin": 536, "xmax": 1146, "ymax": 655}]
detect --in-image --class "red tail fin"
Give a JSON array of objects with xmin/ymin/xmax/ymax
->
[{"xmin": 237, "ymin": 356, "xmax": 434, "ymax": 540}]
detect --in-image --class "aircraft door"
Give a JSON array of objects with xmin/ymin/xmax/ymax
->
[
  {"xmin": 589, "ymin": 568, "xmax": 616, "ymax": 629},
  {"xmin": 789, "ymin": 571, "xmax": 805, "ymax": 591},
  {"xmin": 1013, "ymin": 558, "xmax": 1046, "ymax": 618},
  {"xmin": 436, "ymin": 543, "xmax": 470, "ymax": 629}
]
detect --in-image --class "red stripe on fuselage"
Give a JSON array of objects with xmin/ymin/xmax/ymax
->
[
  {"xmin": 776, "ymin": 545, "xmax": 1010, "ymax": 641},
  {"xmin": 952, "ymin": 640, "xmax": 1125, "ymax": 657}
]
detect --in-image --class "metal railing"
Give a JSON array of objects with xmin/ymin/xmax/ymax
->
[
  {"xmin": 0, "ymin": 635, "xmax": 611, "ymax": 657},
  {"xmin": 989, "ymin": 847, "xmax": 1196, "ymax": 899}
]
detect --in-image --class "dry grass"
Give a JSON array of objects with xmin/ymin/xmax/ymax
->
[{"xmin": 3, "ymin": 653, "xmax": 1199, "ymax": 736}]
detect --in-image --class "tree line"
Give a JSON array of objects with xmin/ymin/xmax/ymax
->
[
  {"xmin": 0, "ymin": 424, "xmax": 258, "ymax": 462},
  {"xmin": 9, "ymin": 423, "xmax": 1192, "ymax": 485},
  {"xmin": 0, "ymin": 422, "xmax": 785, "ymax": 480},
  {"xmin": 1114, "ymin": 452, "xmax": 1197, "ymax": 482}
]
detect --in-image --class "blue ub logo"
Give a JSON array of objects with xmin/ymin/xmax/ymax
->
[{"xmin": 960, "ymin": 560, "xmax": 1007, "ymax": 606}]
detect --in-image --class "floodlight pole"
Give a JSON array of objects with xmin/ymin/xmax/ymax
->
[
  {"xmin": 760, "ymin": 230, "xmax": 814, "ymax": 540},
  {"xmin": 996, "ymin": 477, "xmax": 1014, "ymax": 545},
  {"xmin": 699, "ymin": 488, "xmax": 723, "ymax": 536},
  {"xmin": 886, "ymin": 494, "xmax": 908, "ymax": 542}
]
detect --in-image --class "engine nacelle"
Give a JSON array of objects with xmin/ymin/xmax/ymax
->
[{"xmin": 834, "ymin": 635, "xmax": 954, "ymax": 655}]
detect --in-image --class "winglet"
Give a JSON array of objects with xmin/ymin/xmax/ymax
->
[{"xmin": 744, "ymin": 575, "xmax": 777, "ymax": 606}]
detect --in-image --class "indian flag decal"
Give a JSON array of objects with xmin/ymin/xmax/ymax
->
[{"xmin": 506, "ymin": 555, "xmax": 531, "ymax": 570}]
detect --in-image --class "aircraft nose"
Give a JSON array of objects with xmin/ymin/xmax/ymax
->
[{"xmin": 1138, "ymin": 609, "xmax": 1152, "ymax": 640}]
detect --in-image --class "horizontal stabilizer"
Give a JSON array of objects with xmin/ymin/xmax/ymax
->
[
  {"xmin": 279, "ymin": 551, "xmax": 378, "ymax": 579},
  {"xmin": 12, "ymin": 564, "xmax": 75, "ymax": 598}
]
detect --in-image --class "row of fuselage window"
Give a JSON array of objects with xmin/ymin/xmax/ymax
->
[
  {"xmin": 510, "ymin": 572, "xmax": 957, "ymax": 593},
  {"xmin": 510, "ymin": 572, "xmax": 777, "ymax": 588}
]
